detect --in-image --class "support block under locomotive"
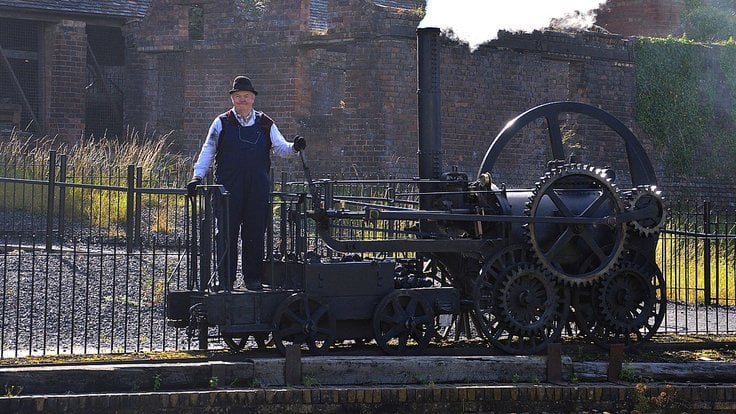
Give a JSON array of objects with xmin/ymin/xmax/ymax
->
[{"xmin": 167, "ymin": 28, "xmax": 667, "ymax": 356}]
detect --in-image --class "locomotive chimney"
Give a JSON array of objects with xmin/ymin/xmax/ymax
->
[{"xmin": 417, "ymin": 27, "xmax": 442, "ymax": 184}]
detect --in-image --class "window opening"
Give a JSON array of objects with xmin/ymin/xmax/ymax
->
[
  {"xmin": 85, "ymin": 25, "xmax": 125, "ymax": 139},
  {"xmin": 0, "ymin": 18, "xmax": 41, "ymax": 133}
]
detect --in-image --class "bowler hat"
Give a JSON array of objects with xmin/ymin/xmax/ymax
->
[{"xmin": 229, "ymin": 76, "xmax": 258, "ymax": 95}]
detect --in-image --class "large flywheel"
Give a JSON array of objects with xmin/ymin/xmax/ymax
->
[{"xmin": 477, "ymin": 101, "xmax": 658, "ymax": 187}]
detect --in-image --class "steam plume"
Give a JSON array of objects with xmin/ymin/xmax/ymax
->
[{"xmin": 419, "ymin": 0, "xmax": 607, "ymax": 50}]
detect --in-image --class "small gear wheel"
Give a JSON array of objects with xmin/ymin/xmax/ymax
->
[
  {"xmin": 526, "ymin": 163, "xmax": 627, "ymax": 286},
  {"xmin": 627, "ymin": 185, "xmax": 667, "ymax": 236},
  {"xmin": 597, "ymin": 258, "xmax": 656, "ymax": 333},
  {"xmin": 498, "ymin": 263, "xmax": 559, "ymax": 337},
  {"xmin": 470, "ymin": 244, "xmax": 529, "ymax": 347}
]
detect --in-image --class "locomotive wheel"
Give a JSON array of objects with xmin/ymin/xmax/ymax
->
[
  {"xmin": 272, "ymin": 293, "xmax": 335, "ymax": 355},
  {"xmin": 572, "ymin": 252, "xmax": 666, "ymax": 350},
  {"xmin": 526, "ymin": 164, "xmax": 627, "ymax": 286},
  {"xmin": 628, "ymin": 185, "xmax": 667, "ymax": 236},
  {"xmin": 222, "ymin": 333, "xmax": 271, "ymax": 352},
  {"xmin": 372, "ymin": 290, "xmax": 435, "ymax": 355},
  {"xmin": 431, "ymin": 256, "xmax": 486, "ymax": 343}
]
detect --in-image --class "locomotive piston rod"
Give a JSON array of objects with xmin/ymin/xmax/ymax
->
[
  {"xmin": 309, "ymin": 202, "xmax": 660, "ymax": 254},
  {"xmin": 356, "ymin": 204, "xmax": 659, "ymax": 225}
]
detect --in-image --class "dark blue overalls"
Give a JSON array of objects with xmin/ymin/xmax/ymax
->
[{"xmin": 214, "ymin": 110, "xmax": 272, "ymax": 289}]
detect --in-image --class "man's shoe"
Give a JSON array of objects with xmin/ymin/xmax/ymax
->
[{"xmin": 245, "ymin": 281, "xmax": 264, "ymax": 291}]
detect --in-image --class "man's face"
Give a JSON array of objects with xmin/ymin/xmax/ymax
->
[{"xmin": 231, "ymin": 91, "xmax": 255, "ymax": 115}]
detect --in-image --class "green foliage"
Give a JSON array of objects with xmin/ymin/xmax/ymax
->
[
  {"xmin": 634, "ymin": 36, "xmax": 709, "ymax": 175},
  {"xmin": 152, "ymin": 373, "xmax": 162, "ymax": 391},
  {"xmin": 188, "ymin": 5, "xmax": 204, "ymax": 41},
  {"xmin": 635, "ymin": 1, "xmax": 736, "ymax": 178},
  {"xmin": 681, "ymin": 0, "xmax": 736, "ymax": 42},
  {"xmin": 634, "ymin": 35, "xmax": 736, "ymax": 178}
]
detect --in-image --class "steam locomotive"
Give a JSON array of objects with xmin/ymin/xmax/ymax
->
[{"xmin": 167, "ymin": 28, "xmax": 666, "ymax": 356}]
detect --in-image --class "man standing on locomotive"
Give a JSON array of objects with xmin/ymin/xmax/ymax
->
[{"xmin": 186, "ymin": 75, "xmax": 306, "ymax": 291}]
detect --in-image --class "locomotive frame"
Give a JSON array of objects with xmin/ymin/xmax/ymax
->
[{"xmin": 166, "ymin": 28, "xmax": 667, "ymax": 356}]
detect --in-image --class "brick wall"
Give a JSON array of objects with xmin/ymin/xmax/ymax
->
[
  {"xmin": 3, "ymin": 383, "xmax": 736, "ymax": 413},
  {"xmin": 121, "ymin": 0, "xmax": 733, "ymax": 200},
  {"xmin": 596, "ymin": 0, "xmax": 686, "ymax": 37},
  {"xmin": 125, "ymin": 0, "xmax": 310, "ymax": 171},
  {"xmin": 43, "ymin": 20, "xmax": 86, "ymax": 143},
  {"xmin": 439, "ymin": 29, "xmax": 642, "ymax": 187}
]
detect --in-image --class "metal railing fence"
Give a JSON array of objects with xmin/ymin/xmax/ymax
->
[
  {"xmin": 1, "ymin": 151, "xmax": 190, "ymax": 357},
  {"xmin": 1, "ymin": 151, "xmax": 735, "ymax": 358},
  {"xmin": 658, "ymin": 199, "xmax": 736, "ymax": 335}
]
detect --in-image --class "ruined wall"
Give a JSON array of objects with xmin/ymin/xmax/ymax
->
[
  {"xmin": 122, "ymin": 0, "xmax": 691, "ymax": 194},
  {"xmin": 124, "ymin": 0, "xmax": 422, "ymax": 178},
  {"xmin": 439, "ymin": 30, "xmax": 642, "ymax": 187},
  {"xmin": 124, "ymin": 0, "xmax": 309, "ymax": 168},
  {"xmin": 124, "ymin": 0, "xmax": 647, "ymax": 184}
]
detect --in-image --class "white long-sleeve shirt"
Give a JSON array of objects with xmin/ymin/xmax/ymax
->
[{"xmin": 192, "ymin": 108, "xmax": 295, "ymax": 179}]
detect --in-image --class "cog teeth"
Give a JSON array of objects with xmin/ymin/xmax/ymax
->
[
  {"xmin": 627, "ymin": 185, "xmax": 667, "ymax": 236},
  {"xmin": 498, "ymin": 262, "xmax": 559, "ymax": 337},
  {"xmin": 525, "ymin": 163, "xmax": 626, "ymax": 287}
]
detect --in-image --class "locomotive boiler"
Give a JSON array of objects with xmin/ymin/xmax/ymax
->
[{"xmin": 167, "ymin": 27, "xmax": 667, "ymax": 356}]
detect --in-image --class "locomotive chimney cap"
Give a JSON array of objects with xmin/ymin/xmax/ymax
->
[{"xmin": 229, "ymin": 76, "xmax": 258, "ymax": 95}]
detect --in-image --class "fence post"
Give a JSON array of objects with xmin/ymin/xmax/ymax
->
[
  {"xmin": 189, "ymin": 195, "xmax": 198, "ymax": 291},
  {"xmin": 279, "ymin": 171, "xmax": 287, "ymax": 256},
  {"xmin": 703, "ymin": 199, "xmax": 711, "ymax": 306},
  {"xmin": 57, "ymin": 154, "xmax": 67, "ymax": 246},
  {"xmin": 135, "ymin": 166, "xmax": 142, "ymax": 248},
  {"xmin": 126, "ymin": 164, "xmax": 135, "ymax": 253},
  {"xmin": 201, "ymin": 191, "xmax": 213, "ymax": 291},
  {"xmin": 46, "ymin": 150, "xmax": 56, "ymax": 252}
]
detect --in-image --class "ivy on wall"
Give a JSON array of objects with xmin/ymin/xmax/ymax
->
[
  {"xmin": 634, "ymin": 36, "xmax": 709, "ymax": 175},
  {"xmin": 634, "ymin": 0, "xmax": 736, "ymax": 178}
]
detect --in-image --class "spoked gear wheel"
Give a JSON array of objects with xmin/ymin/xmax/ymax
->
[
  {"xmin": 498, "ymin": 263, "xmax": 560, "ymax": 337},
  {"xmin": 471, "ymin": 244, "xmax": 529, "ymax": 341},
  {"xmin": 598, "ymin": 255, "xmax": 666, "ymax": 334},
  {"xmin": 272, "ymin": 293, "xmax": 335, "ymax": 355},
  {"xmin": 526, "ymin": 164, "xmax": 627, "ymax": 286},
  {"xmin": 472, "ymin": 254, "xmax": 570, "ymax": 355},
  {"xmin": 373, "ymin": 290, "xmax": 435, "ymax": 355},
  {"xmin": 627, "ymin": 185, "xmax": 667, "ymax": 236},
  {"xmin": 573, "ymin": 252, "xmax": 666, "ymax": 350}
]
